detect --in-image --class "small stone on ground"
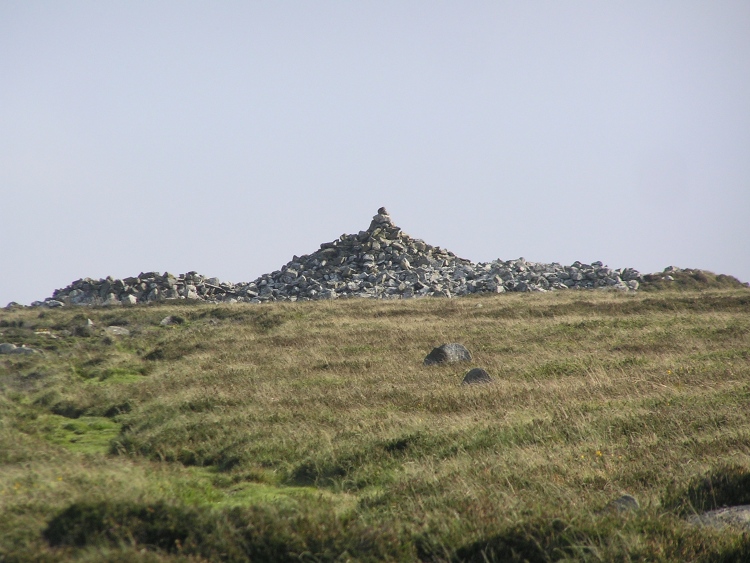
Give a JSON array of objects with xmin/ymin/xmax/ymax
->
[{"xmin": 462, "ymin": 368, "xmax": 492, "ymax": 385}]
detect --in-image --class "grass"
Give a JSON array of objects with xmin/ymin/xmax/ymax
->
[{"xmin": 1, "ymin": 287, "xmax": 750, "ymax": 561}]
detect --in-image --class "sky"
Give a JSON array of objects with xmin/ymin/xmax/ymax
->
[{"xmin": 1, "ymin": 1, "xmax": 749, "ymax": 305}]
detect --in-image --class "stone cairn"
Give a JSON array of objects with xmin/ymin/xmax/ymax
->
[{"xmin": 35, "ymin": 208, "xmax": 642, "ymax": 307}]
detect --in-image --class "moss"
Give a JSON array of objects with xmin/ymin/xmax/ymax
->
[{"xmin": 15, "ymin": 413, "xmax": 122, "ymax": 454}]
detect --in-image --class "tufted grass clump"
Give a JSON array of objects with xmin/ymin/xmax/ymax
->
[
  {"xmin": 1, "ymin": 288, "xmax": 750, "ymax": 560},
  {"xmin": 641, "ymin": 268, "xmax": 749, "ymax": 291}
]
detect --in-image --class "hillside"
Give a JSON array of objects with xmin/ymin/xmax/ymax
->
[{"xmin": 2, "ymin": 289, "xmax": 750, "ymax": 561}]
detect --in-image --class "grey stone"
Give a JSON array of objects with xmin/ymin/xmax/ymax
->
[
  {"xmin": 462, "ymin": 368, "xmax": 492, "ymax": 385},
  {"xmin": 606, "ymin": 494, "xmax": 640, "ymax": 513},
  {"xmin": 0, "ymin": 343, "xmax": 40, "ymax": 355},
  {"xmin": 159, "ymin": 316, "xmax": 184, "ymax": 326},
  {"xmin": 424, "ymin": 343, "xmax": 472, "ymax": 366},
  {"xmin": 688, "ymin": 505, "xmax": 750, "ymax": 530},
  {"xmin": 104, "ymin": 326, "xmax": 130, "ymax": 336}
]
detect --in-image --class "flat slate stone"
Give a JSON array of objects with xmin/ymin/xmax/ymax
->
[
  {"xmin": 424, "ymin": 343, "xmax": 472, "ymax": 366},
  {"xmin": 462, "ymin": 368, "xmax": 492, "ymax": 385}
]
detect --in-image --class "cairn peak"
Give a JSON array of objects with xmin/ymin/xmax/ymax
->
[{"xmin": 367, "ymin": 207, "xmax": 395, "ymax": 232}]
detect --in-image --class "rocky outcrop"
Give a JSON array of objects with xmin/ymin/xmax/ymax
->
[{"xmin": 33, "ymin": 208, "xmax": 643, "ymax": 307}]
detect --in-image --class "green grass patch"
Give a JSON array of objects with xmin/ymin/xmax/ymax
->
[{"xmin": 30, "ymin": 414, "xmax": 121, "ymax": 454}]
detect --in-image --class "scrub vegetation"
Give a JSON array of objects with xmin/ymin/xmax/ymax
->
[{"xmin": 1, "ymin": 287, "xmax": 750, "ymax": 561}]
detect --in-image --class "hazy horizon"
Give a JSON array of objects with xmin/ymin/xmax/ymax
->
[{"xmin": 2, "ymin": 1, "xmax": 749, "ymax": 305}]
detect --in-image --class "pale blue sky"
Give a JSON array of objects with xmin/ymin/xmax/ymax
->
[{"xmin": 2, "ymin": 1, "xmax": 749, "ymax": 305}]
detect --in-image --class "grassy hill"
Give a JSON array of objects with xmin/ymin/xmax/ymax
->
[{"xmin": 2, "ymin": 287, "xmax": 750, "ymax": 561}]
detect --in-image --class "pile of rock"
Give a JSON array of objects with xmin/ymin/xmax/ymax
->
[
  {"xmin": 35, "ymin": 208, "xmax": 642, "ymax": 307},
  {"xmin": 39, "ymin": 271, "xmax": 243, "ymax": 308}
]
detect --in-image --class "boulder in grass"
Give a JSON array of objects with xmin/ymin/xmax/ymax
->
[
  {"xmin": 606, "ymin": 494, "xmax": 640, "ymax": 513},
  {"xmin": 159, "ymin": 315, "xmax": 185, "ymax": 326},
  {"xmin": 461, "ymin": 368, "xmax": 492, "ymax": 385},
  {"xmin": 0, "ymin": 343, "xmax": 41, "ymax": 355},
  {"xmin": 688, "ymin": 505, "xmax": 750, "ymax": 531},
  {"xmin": 423, "ymin": 343, "xmax": 472, "ymax": 366}
]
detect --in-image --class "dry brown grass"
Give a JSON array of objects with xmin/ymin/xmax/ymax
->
[{"xmin": 2, "ymin": 289, "xmax": 750, "ymax": 560}]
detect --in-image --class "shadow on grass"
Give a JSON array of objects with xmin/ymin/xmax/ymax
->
[
  {"xmin": 44, "ymin": 500, "xmax": 411, "ymax": 561},
  {"xmin": 450, "ymin": 519, "xmax": 590, "ymax": 563},
  {"xmin": 663, "ymin": 464, "xmax": 750, "ymax": 516}
]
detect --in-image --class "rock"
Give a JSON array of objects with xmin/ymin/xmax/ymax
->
[
  {"xmin": 606, "ymin": 494, "xmax": 640, "ymax": 513},
  {"xmin": 688, "ymin": 505, "xmax": 750, "ymax": 530},
  {"xmin": 159, "ymin": 315, "xmax": 185, "ymax": 326},
  {"xmin": 104, "ymin": 326, "xmax": 130, "ymax": 337},
  {"xmin": 461, "ymin": 368, "xmax": 492, "ymax": 385},
  {"xmin": 0, "ymin": 343, "xmax": 40, "ymax": 355},
  {"xmin": 37, "ymin": 209, "xmax": 645, "ymax": 307},
  {"xmin": 424, "ymin": 343, "xmax": 472, "ymax": 366}
]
